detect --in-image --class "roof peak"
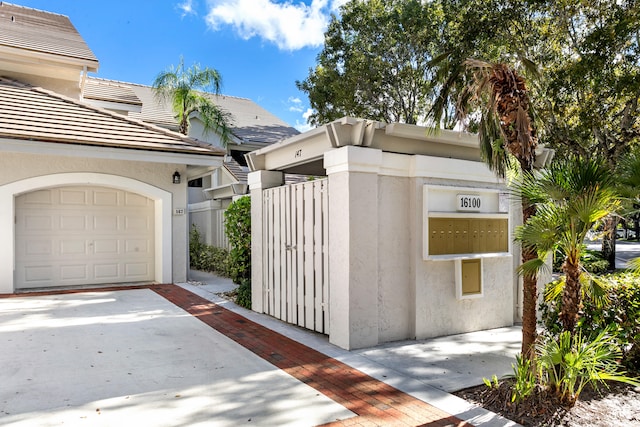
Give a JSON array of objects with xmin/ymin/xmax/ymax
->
[{"xmin": 0, "ymin": 2, "xmax": 69, "ymax": 18}]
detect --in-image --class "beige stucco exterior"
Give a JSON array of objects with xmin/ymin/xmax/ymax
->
[
  {"xmin": 249, "ymin": 118, "xmax": 519, "ymax": 350},
  {"xmin": 0, "ymin": 147, "xmax": 219, "ymax": 293}
]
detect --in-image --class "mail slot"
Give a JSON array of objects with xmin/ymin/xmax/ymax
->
[{"xmin": 455, "ymin": 258, "xmax": 483, "ymax": 299}]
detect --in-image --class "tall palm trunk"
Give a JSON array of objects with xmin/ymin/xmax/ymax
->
[
  {"xmin": 561, "ymin": 257, "xmax": 582, "ymax": 333},
  {"xmin": 601, "ymin": 216, "xmax": 617, "ymax": 270},
  {"xmin": 490, "ymin": 64, "xmax": 538, "ymax": 358},
  {"xmin": 520, "ymin": 201, "xmax": 538, "ymax": 358}
]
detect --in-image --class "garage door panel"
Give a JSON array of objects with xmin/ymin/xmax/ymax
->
[
  {"xmin": 24, "ymin": 240, "xmax": 53, "ymax": 256},
  {"xmin": 125, "ymin": 215, "xmax": 151, "ymax": 230},
  {"xmin": 94, "ymin": 190, "xmax": 119, "ymax": 206},
  {"xmin": 16, "ymin": 186, "xmax": 155, "ymax": 289},
  {"xmin": 24, "ymin": 265, "xmax": 52, "ymax": 283},
  {"xmin": 60, "ymin": 265, "xmax": 88, "ymax": 280},
  {"xmin": 60, "ymin": 240, "xmax": 87, "ymax": 255},
  {"xmin": 93, "ymin": 215, "xmax": 120, "ymax": 231},
  {"xmin": 94, "ymin": 264, "xmax": 119, "ymax": 280},
  {"xmin": 125, "ymin": 263, "xmax": 150, "ymax": 277},
  {"xmin": 23, "ymin": 215, "xmax": 53, "ymax": 231},
  {"xmin": 126, "ymin": 239, "xmax": 150, "ymax": 254},
  {"xmin": 60, "ymin": 215, "xmax": 88, "ymax": 231},
  {"xmin": 125, "ymin": 192, "xmax": 150, "ymax": 207},
  {"xmin": 59, "ymin": 189, "xmax": 89, "ymax": 205},
  {"xmin": 22, "ymin": 189, "xmax": 52, "ymax": 204},
  {"xmin": 93, "ymin": 239, "xmax": 120, "ymax": 254}
]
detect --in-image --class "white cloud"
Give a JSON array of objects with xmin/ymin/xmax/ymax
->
[
  {"xmin": 177, "ymin": 0, "xmax": 197, "ymax": 17},
  {"xmin": 205, "ymin": 0, "xmax": 348, "ymax": 50},
  {"xmin": 287, "ymin": 96, "xmax": 304, "ymax": 112},
  {"xmin": 294, "ymin": 108, "xmax": 315, "ymax": 132}
]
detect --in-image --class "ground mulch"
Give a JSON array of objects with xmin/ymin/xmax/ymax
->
[{"xmin": 455, "ymin": 379, "xmax": 640, "ymax": 426}]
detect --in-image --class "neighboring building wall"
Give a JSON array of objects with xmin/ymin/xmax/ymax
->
[
  {"xmin": 0, "ymin": 151, "xmax": 190, "ymax": 292},
  {"xmin": 189, "ymin": 199, "xmax": 231, "ymax": 249}
]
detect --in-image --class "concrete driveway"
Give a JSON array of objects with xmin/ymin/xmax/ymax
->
[
  {"xmin": 0, "ymin": 288, "xmax": 352, "ymax": 427},
  {"xmin": 1, "ymin": 282, "xmax": 520, "ymax": 427}
]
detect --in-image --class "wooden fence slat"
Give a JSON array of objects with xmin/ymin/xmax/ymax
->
[
  {"xmin": 303, "ymin": 182, "xmax": 315, "ymax": 329},
  {"xmin": 321, "ymin": 180, "xmax": 330, "ymax": 334},
  {"xmin": 313, "ymin": 181, "xmax": 324, "ymax": 333},
  {"xmin": 273, "ymin": 188, "xmax": 282, "ymax": 319},
  {"xmin": 263, "ymin": 190, "xmax": 272, "ymax": 314},
  {"xmin": 284, "ymin": 185, "xmax": 293, "ymax": 323},
  {"xmin": 295, "ymin": 184, "xmax": 305, "ymax": 325}
]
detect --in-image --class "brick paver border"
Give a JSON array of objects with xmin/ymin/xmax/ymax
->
[{"xmin": 2, "ymin": 284, "xmax": 473, "ymax": 427}]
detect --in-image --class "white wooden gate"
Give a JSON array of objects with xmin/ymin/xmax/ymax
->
[{"xmin": 262, "ymin": 179, "xmax": 329, "ymax": 334}]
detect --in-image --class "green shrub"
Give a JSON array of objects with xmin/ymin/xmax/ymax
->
[
  {"xmin": 540, "ymin": 271, "xmax": 640, "ymax": 372},
  {"xmin": 553, "ymin": 247, "xmax": 609, "ymax": 274},
  {"xmin": 536, "ymin": 330, "xmax": 639, "ymax": 405},
  {"xmin": 224, "ymin": 196, "xmax": 251, "ymax": 285},
  {"xmin": 235, "ymin": 278, "xmax": 251, "ymax": 309},
  {"xmin": 508, "ymin": 354, "xmax": 537, "ymax": 403},
  {"xmin": 189, "ymin": 224, "xmax": 231, "ymax": 276},
  {"xmin": 189, "ymin": 224, "xmax": 206, "ymax": 269}
]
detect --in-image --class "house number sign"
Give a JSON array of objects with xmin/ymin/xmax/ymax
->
[{"xmin": 456, "ymin": 194, "xmax": 482, "ymax": 212}]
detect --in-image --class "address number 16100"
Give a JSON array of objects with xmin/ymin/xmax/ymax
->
[{"xmin": 456, "ymin": 194, "xmax": 482, "ymax": 212}]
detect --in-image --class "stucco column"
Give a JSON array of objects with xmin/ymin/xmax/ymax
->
[
  {"xmin": 248, "ymin": 170, "xmax": 284, "ymax": 313},
  {"xmin": 324, "ymin": 146, "xmax": 382, "ymax": 349}
]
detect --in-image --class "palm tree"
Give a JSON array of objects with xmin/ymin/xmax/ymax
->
[
  {"xmin": 515, "ymin": 157, "xmax": 619, "ymax": 333},
  {"xmin": 153, "ymin": 57, "xmax": 233, "ymax": 146},
  {"xmin": 432, "ymin": 59, "xmax": 540, "ymax": 358}
]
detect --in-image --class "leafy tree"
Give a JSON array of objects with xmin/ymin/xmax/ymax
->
[
  {"xmin": 516, "ymin": 157, "xmax": 619, "ymax": 333},
  {"xmin": 153, "ymin": 57, "xmax": 233, "ymax": 146},
  {"xmin": 297, "ymin": 0, "xmax": 443, "ymax": 125},
  {"xmin": 617, "ymin": 147, "xmax": 640, "ymax": 240},
  {"xmin": 531, "ymin": 0, "xmax": 640, "ymax": 268}
]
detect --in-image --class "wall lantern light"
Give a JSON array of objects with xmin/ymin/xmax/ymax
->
[{"xmin": 172, "ymin": 171, "xmax": 181, "ymax": 184}]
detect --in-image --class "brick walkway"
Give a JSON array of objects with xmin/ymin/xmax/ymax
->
[{"xmin": 3, "ymin": 284, "xmax": 472, "ymax": 427}]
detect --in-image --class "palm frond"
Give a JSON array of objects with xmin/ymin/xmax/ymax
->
[{"xmin": 517, "ymin": 257, "xmax": 550, "ymax": 277}]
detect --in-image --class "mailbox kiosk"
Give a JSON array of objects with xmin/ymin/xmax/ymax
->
[
  {"xmin": 424, "ymin": 185, "xmax": 510, "ymax": 300},
  {"xmin": 248, "ymin": 117, "xmax": 518, "ymax": 349}
]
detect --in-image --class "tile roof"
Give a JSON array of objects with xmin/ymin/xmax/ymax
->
[
  {"xmin": 83, "ymin": 79, "xmax": 142, "ymax": 106},
  {"xmin": 0, "ymin": 78, "xmax": 225, "ymax": 156},
  {"xmin": 223, "ymin": 157, "xmax": 249, "ymax": 182},
  {"xmin": 0, "ymin": 2, "xmax": 98, "ymax": 70},
  {"xmin": 86, "ymin": 77, "xmax": 300, "ymax": 145}
]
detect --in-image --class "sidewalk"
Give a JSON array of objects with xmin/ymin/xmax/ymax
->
[{"xmin": 182, "ymin": 270, "xmax": 521, "ymax": 426}]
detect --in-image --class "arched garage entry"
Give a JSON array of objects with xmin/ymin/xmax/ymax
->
[{"xmin": 0, "ymin": 173, "xmax": 172, "ymax": 292}]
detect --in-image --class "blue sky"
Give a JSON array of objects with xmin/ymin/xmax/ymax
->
[{"xmin": 14, "ymin": 0, "xmax": 348, "ymax": 131}]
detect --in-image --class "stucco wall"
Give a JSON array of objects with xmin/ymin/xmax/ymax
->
[
  {"xmin": 0, "ymin": 151, "xmax": 189, "ymax": 290},
  {"xmin": 376, "ymin": 174, "xmax": 513, "ymax": 342},
  {"xmin": 412, "ymin": 176, "xmax": 513, "ymax": 339},
  {"xmin": 323, "ymin": 146, "xmax": 514, "ymax": 349},
  {"xmin": 376, "ymin": 175, "xmax": 413, "ymax": 342},
  {"xmin": 414, "ymin": 257, "xmax": 513, "ymax": 339}
]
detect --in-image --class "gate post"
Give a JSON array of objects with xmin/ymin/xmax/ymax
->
[
  {"xmin": 248, "ymin": 170, "xmax": 284, "ymax": 313},
  {"xmin": 324, "ymin": 146, "xmax": 382, "ymax": 349}
]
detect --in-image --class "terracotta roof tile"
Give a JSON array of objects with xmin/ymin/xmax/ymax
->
[{"xmin": 0, "ymin": 78, "xmax": 224, "ymax": 156}]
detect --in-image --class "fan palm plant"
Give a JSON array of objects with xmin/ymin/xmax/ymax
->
[
  {"xmin": 153, "ymin": 57, "xmax": 233, "ymax": 146},
  {"xmin": 515, "ymin": 157, "xmax": 619, "ymax": 333}
]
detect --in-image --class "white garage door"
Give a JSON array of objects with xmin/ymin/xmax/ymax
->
[{"xmin": 15, "ymin": 186, "xmax": 155, "ymax": 289}]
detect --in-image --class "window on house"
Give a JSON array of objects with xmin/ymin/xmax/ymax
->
[{"xmin": 188, "ymin": 178, "xmax": 203, "ymax": 188}]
